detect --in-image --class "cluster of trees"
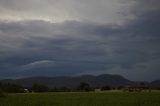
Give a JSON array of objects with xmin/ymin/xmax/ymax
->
[
  {"xmin": 77, "ymin": 82, "xmax": 93, "ymax": 92},
  {"xmin": 0, "ymin": 83, "xmax": 24, "ymax": 93},
  {"xmin": 0, "ymin": 82, "xmax": 113, "ymax": 93},
  {"xmin": 0, "ymin": 83, "xmax": 49, "ymax": 93},
  {"xmin": 0, "ymin": 83, "xmax": 26, "ymax": 97},
  {"xmin": 31, "ymin": 82, "xmax": 96, "ymax": 92},
  {"xmin": 32, "ymin": 84, "xmax": 49, "ymax": 92}
]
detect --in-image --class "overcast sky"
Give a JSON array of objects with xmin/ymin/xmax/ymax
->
[{"xmin": 0, "ymin": 0, "xmax": 160, "ymax": 81}]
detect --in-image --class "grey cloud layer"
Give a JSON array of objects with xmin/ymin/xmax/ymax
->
[
  {"xmin": 0, "ymin": 0, "xmax": 160, "ymax": 81},
  {"xmin": 0, "ymin": 0, "xmax": 137, "ymax": 24}
]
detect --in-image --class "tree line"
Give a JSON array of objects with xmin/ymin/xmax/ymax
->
[
  {"xmin": 1, "ymin": 82, "xmax": 158, "ymax": 95},
  {"xmin": 0, "ymin": 82, "xmax": 112, "ymax": 94}
]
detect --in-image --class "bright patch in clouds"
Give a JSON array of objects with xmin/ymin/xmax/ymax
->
[
  {"xmin": 20, "ymin": 60, "xmax": 55, "ymax": 70},
  {"xmin": 0, "ymin": 0, "xmax": 137, "ymax": 24}
]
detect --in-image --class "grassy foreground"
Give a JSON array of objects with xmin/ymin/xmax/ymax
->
[{"xmin": 0, "ymin": 92, "xmax": 160, "ymax": 106}]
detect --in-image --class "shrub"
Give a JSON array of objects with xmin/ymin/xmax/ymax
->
[
  {"xmin": 77, "ymin": 82, "xmax": 92, "ymax": 92},
  {"xmin": 101, "ymin": 85, "xmax": 111, "ymax": 91},
  {"xmin": 2, "ymin": 83, "xmax": 24, "ymax": 93},
  {"xmin": 0, "ymin": 89, "xmax": 7, "ymax": 97}
]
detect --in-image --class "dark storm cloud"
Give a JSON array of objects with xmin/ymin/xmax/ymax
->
[
  {"xmin": 0, "ymin": 15, "xmax": 160, "ymax": 81},
  {"xmin": 0, "ymin": 0, "xmax": 160, "ymax": 81}
]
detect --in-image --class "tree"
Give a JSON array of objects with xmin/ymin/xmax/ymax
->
[
  {"xmin": 50, "ymin": 87, "xmax": 71, "ymax": 92},
  {"xmin": 32, "ymin": 84, "xmax": 49, "ymax": 92},
  {"xmin": 140, "ymin": 82, "xmax": 145, "ymax": 86},
  {"xmin": 117, "ymin": 86, "xmax": 124, "ymax": 90},
  {"xmin": 101, "ymin": 85, "xmax": 111, "ymax": 91},
  {"xmin": 77, "ymin": 82, "xmax": 92, "ymax": 92},
  {"xmin": 59, "ymin": 87, "xmax": 71, "ymax": 92},
  {"xmin": 1, "ymin": 83, "xmax": 24, "ymax": 93}
]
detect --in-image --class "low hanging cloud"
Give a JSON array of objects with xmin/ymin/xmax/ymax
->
[{"xmin": 20, "ymin": 60, "xmax": 55, "ymax": 71}]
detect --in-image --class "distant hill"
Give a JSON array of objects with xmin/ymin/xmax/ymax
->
[
  {"xmin": 150, "ymin": 80, "xmax": 160, "ymax": 88},
  {"xmin": 0, "ymin": 74, "xmax": 134, "ymax": 88},
  {"xmin": 0, "ymin": 74, "xmax": 159, "ymax": 88}
]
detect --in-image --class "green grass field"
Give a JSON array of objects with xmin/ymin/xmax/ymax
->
[{"xmin": 0, "ymin": 92, "xmax": 160, "ymax": 106}]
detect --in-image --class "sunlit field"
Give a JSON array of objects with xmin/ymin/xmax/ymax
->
[{"xmin": 0, "ymin": 91, "xmax": 160, "ymax": 106}]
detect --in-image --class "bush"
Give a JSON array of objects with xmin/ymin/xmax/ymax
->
[
  {"xmin": 0, "ymin": 89, "xmax": 7, "ymax": 98},
  {"xmin": 50, "ymin": 87, "xmax": 71, "ymax": 92},
  {"xmin": 2, "ymin": 83, "xmax": 24, "ymax": 93},
  {"xmin": 77, "ymin": 82, "xmax": 92, "ymax": 92},
  {"xmin": 101, "ymin": 85, "xmax": 111, "ymax": 91}
]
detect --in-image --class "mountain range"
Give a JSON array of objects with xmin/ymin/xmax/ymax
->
[{"xmin": 0, "ymin": 74, "xmax": 159, "ymax": 88}]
